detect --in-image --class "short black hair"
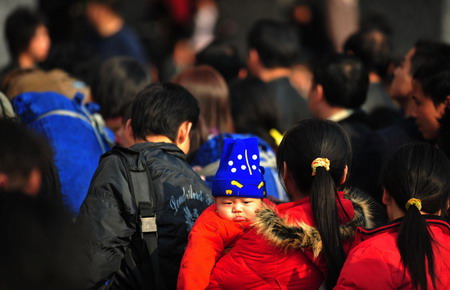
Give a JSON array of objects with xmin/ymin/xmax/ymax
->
[
  {"xmin": 196, "ymin": 40, "xmax": 243, "ymax": 83},
  {"xmin": 5, "ymin": 7, "xmax": 46, "ymax": 59},
  {"xmin": 413, "ymin": 56, "xmax": 450, "ymax": 107},
  {"xmin": 229, "ymin": 76, "xmax": 280, "ymax": 148},
  {"xmin": 131, "ymin": 83, "xmax": 199, "ymax": 141},
  {"xmin": 410, "ymin": 40, "xmax": 450, "ymax": 77},
  {"xmin": 343, "ymin": 28, "xmax": 392, "ymax": 78},
  {"xmin": 0, "ymin": 119, "xmax": 52, "ymax": 191},
  {"xmin": 247, "ymin": 19, "xmax": 299, "ymax": 68},
  {"xmin": 313, "ymin": 54, "xmax": 369, "ymax": 109},
  {"xmin": 92, "ymin": 56, "xmax": 150, "ymax": 119}
]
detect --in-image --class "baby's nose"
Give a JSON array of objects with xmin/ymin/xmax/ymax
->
[{"xmin": 232, "ymin": 204, "xmax": 243, "ymax": 212}]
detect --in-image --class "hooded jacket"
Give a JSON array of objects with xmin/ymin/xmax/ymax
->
[
  {"xmin": 207, "ymin": 189, "xmax": 377, "ymax": 289},
  {"xmin": 77, "ymin": 142, "xmax": 213, "ymax": 289},
  {"xmin": 335, "ymin": 216, "xmax": 450, "ymax": 289}
]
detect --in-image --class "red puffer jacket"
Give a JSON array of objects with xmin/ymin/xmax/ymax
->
[
  {"xmin": 335, "ymin": 216, "xmax": 450, "ymax": 289},
  {"xmin": 207, "ymin": 191, "xmax": 375, "ymax": 289}
]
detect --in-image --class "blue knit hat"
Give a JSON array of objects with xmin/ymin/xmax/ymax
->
[{"xmin": 212, "ymin": 138, "xmax": 266, "ymax": 198}]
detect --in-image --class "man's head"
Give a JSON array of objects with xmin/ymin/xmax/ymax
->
[
  {"xmin": 92, "ymin": 57, "xmax": 150, "ymax": 130},
  {"xmin": 411, "ymin": 57, "xmax": 450, "ymax": 140},
  {"xmin": 308, "ymin": 54, "xmax": 368, "ymax": 117},
  {"xmin": 247, "ymin": 19, "xmax": 299, "ymax": 75},
  {"xmin": 390, "ymin": 41, "xmax": 450, "ymax": 104},
  {"xmin": 129, "ymin": 83, "xmax": 199, "ymax": 153},
  {"xmin": 5, "ymin": 7, "xmax": 50, "ymax": 63},
  {"xmin": 343, "ymin": 28, "xmax": 392, "ymax": 79},
  {"xmin": 86, "ymin": 0, "xmax": 121, "ymax": 30},
  {"xmin": 0, "ymin": 119, "xmax": 51, "ymax": 195},
  {"xmin": 196, "ymin": 40, "xmax": 243, "ymax": 83}
]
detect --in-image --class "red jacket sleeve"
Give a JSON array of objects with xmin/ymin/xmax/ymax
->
[{"xmin": 177, "ymin": 205, "xmax": 246, "ymax": 290}]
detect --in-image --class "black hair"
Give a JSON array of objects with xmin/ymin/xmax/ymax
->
[
  {"xmin": 130, "ymin": 83, "xmax": 199, "ymax": 142},
  {"xmin": 248, "ymin": 19, "xmax": 300, "ymax": 68},
  {"xmin": 313, "ymin": 54, "xmax": 369, "ymax": 109},
  {"xmin": 0, "ymin": 191, "xmax": 85, "ymax": 290},
  {"xmin": 229, "ymin": 76, "xmax": 281, "ymax": 149},
  {"xmin": 438, "ymin": 107, "xmax": 450, "ymax": 160},
  {"xmin": 196, "ymin": 40, "xmax": 243, "ymax": 83},
  {"xmin": 413, "ymin": 57, "xmax": 450, "ymax": 107},
  {"xmin": 5, "ymin": 7, "xmax": 46, "ymax": 59},
  {"xmin": 276, "ymin": 119, "xmax": 352, "ymax": 288},
  {"xmin": 0, "ymin": 119, "xmax": 52, "ymax": 192},
  {"xmin": 92, "ymin": 56, "xmax": 150, "ymax": 120},
  {"xmin": 343, "ymin": 28, "xmax": 392, "ymax": 78},
  {"xmin": 382, "ymin": 143, "xmax": 450, "ymax": 290},
  {"xmin": 411, "ymin": 40, "xmax": 450, "ymax": 77},
  {"xmin": 41, "ymin": 41, "xmax": 100, "ymax": 86}
]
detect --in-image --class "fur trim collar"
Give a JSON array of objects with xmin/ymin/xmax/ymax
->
[{"xmin": 253, "ymin": 188, "xmax": 375, "ymax": 258}]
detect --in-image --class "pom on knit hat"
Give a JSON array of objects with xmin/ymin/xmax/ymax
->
[{"xmin": 212, "ymin": 138, "xmax": 266, "ymax": 198}]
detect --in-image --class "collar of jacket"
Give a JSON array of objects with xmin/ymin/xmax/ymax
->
[
  {"xmin": 130, "ymin": 142, "xmax": 186, "ymax": 160},
  {"xmin": 252, "ymin": 188, "xmax": 375, "ymax": 258},
  {"xmin": 356, "ymin": 215, "xmax": 450, "ymax": 237}
]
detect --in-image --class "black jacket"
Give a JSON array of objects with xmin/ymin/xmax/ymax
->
[
  {"xmin": 266, "ymin": 77, "xmax": 311, "ymax": 132},
  {"xmin": 77, "ymin": 142, "xmax": 213, "ymax": 289}
]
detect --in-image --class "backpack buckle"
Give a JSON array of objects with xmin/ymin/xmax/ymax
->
[{"xmin": 141, "ymin": 216, "xmax": 157, "ymax": 233}]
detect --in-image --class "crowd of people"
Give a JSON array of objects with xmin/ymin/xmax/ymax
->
[{"xmin": 0, "ymin": 0, "xmax": 449, "ymax": 289}]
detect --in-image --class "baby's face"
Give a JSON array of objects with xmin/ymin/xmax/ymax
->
[{"xmin": 215, "ymin": 197, "xmax": 263, "ymax": 222}]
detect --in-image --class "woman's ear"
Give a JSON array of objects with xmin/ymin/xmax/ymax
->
[
  {"xmin": 282, "ymin": 162, "xmax": 303, "ymax": 201},
  {"xmin": 339, "ymin": 165, "xmax": 348, "ymax": 185},
  {"xmin": 382, "ymin": 189, "xmax": 391, "ymax": 206}
]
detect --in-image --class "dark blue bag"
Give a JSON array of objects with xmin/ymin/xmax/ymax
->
[{"xmin": 13, "ymin": 91, "xmax": 114, "ymax": 213}]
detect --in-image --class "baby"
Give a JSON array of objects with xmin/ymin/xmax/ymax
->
[{"xmin": 177, "ymin": 138, "xmax": 267, "ymax": 290}]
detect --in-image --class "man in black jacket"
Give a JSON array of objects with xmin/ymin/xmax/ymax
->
[
  {"xmin": 247, "ymin": 19, "xmax": 310, "ymax": 132},
  {"xmin": 77, "ymin": 83, "xmax": 213, "ymax": 289},
  {"xmin": 307, "ymin": 54, "xmax": 375, "ymax": 196}
]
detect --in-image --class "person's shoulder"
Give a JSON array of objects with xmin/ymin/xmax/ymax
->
[{"xmin": 353, "ymin": 222, "xmax": 398, "ymax": 256}]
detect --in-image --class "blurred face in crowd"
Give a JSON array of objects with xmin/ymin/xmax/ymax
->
[
  {"xmin": 390, "ymin": 48, "xmax": 415, "ymax": 99},
  {"xmin": 28, "ymin": 24, "xmax": 51, "ymax": 62},
  {"xmin": 215, "ymin": 196, "xmax": 262, "ymax": 222},
  {"xmin": 307, "ymin": 82, "xmax": 323, "ymax": 118},
  {"xmin": 411, "ymin": 81, "xmax": 448, "ymax": 140}
]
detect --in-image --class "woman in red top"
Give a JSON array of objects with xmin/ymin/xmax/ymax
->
[
  {"xmin": 336, "ymin": 143, "xmax": 450, "ymax": 289},
  {"xmin": 207, "ymin": 119, "xmax": 377, "ymax": 289}
]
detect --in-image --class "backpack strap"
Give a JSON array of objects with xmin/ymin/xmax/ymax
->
[{"xmin": 109, "ymin": 146, "xmax": 167, "ymax": 290}]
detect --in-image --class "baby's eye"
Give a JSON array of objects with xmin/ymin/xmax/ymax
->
[{"xmin": 243, "ymin": 201, "xmax": 253, "ymax": 204}]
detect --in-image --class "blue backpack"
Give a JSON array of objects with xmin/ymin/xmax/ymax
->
[
  {"xmin": 192, "ymin": 133, "xmax": 288, "ymax": 202},
  {"xmin": 13, "ymin": 91, "xmax": 114, "ymax": 213}
]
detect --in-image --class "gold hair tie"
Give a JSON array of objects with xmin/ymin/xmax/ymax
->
[
  {"xmin": 311, "ymin": 158, "xmax": 330, "ymax": 176},
  {"xmin": 405, "ymin": 198, "xmax": 422, "ymax": 211}
]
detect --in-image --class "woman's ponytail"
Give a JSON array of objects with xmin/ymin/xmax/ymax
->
[
  {"xmin": 310, "ymin": 164, "xmax": 345, "ymax": 288},
  {"xmin": 397, "ymin": 199, "xmax": 435, "ymax": 290},
  {"xmin": 383, "ymin": 143, "xmax": 450, "ymax": 289},
  {"xmin": 277, "ymin": 120, "xmax": 352, "ymax": 289}
]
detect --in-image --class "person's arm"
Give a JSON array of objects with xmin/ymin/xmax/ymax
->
[
  {"xmin": 335, "ymin": 244, "xmax": 394, "ymax": 289},
  {"xmin": 76, "ymin": 155, "xmax": 135, "ymax": 288},
  {"xmin": 177, "ymin": 208, "xmax": 241, "ymax": 290}
]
